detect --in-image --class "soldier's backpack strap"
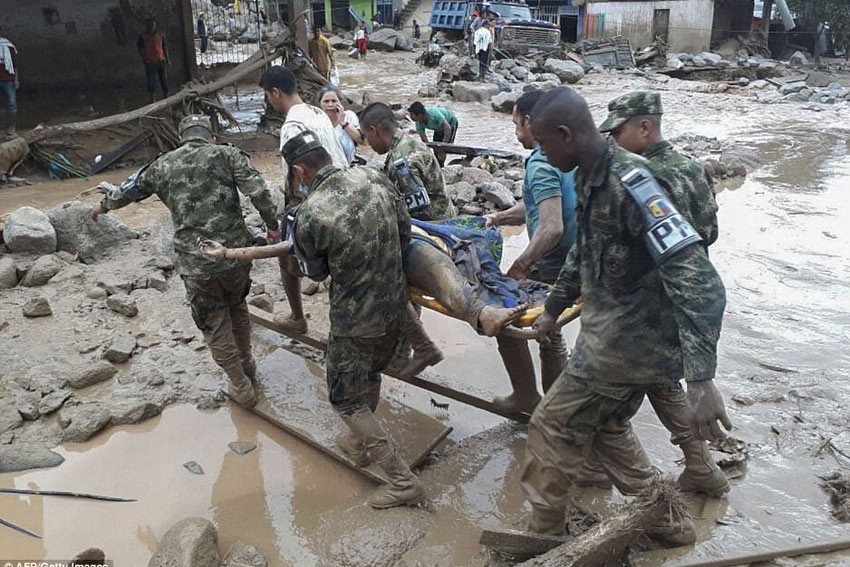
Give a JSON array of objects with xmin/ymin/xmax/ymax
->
[
  {"xmin": 619, "ymin": 167, "xmax": 703, "ymax": 265},
  {"xmin": 283, "ymin": 208, "xmax": 330, "ymax": 280}
]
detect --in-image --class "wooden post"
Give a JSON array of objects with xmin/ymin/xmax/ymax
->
[{"xmin": 762, "ymin": 0, "xmax": 773, "ymax": 44}]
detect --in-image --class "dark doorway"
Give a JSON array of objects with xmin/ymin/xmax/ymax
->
[
  {"xmin": 653, "ymin": 8, "xmax": 670, "ymax": 43},
  {"xmin": 331, "ymin": 0, "xmax": 349, "ymax": 29},
  {"xmin": 312, "ymin": 2, "xmax": 326, "ymax": 29},
  {"xmin": 559, "ymin": 15, "xmax": 578, "ymax": 43}
]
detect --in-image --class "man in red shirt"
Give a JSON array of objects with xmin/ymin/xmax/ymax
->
[
  {"xmin": 0, "ymin": 24, "xmax": 19, "ymax": 136},
  {"xmin": 137, "ymin": 18, "xmax": 169, "ymax": 103}
]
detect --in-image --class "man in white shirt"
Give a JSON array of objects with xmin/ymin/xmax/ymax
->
[
  {"xmin": 259, "ymin": 65, "xmax": 348, "ymax": 334},
  {"xmin": 474, "ymin": 20, "xmax": 494, "ymax": 81}
]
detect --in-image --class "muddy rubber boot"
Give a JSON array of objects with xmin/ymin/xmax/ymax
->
[
  {"xmin": 6, "ymin": 113, "xmax": 16, "ymax": 137},
  {"xmin": 491, "ymin": 335, "xmax": 541, "ymax": 414},
  {"xmin": 648, "ymin": 514, "xmax": 697, "ymax": 548},
  {"xmin": 223, "ymin": 362, "xmax": 257, "ymax": 409},
  {"xmin": 678, "ymin": 440, "xmax": 729, "ymax": 497},
  {"xmin": 538, "ymin": 334, "xmax": 568, "ymax": 393},
  {"xmin": 399, "ymin": 304, "xmax": 444, "ymax": 379},
  {"xmin": 336, "ymin": 433, "xmax": 371, "ymax": 467},
  {"xmin": 572, "ymin": 459, "xmax": 614, "ymax": 489}
]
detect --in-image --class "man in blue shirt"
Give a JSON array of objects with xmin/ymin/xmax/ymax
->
[{"xmin": 484, "ymin": 91, "xmax": 576, "ymax": 414}]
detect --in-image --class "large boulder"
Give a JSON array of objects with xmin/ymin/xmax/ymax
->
[
  {"xmin": 452, "ymin": 81, "xmax": 500, "ymax": 103},
  {"xmin": 47, "ymin": 201, "xmax": 135, "ymax": 262},
  {"xmin": 778, "ymin": 81, "xmax": 807, "ymax": 95},
  {"xmin": 369, "ymin": 27, "xmax": 401, "ymax": 51},
  {"xmin": 442, "ymin": 164, "xmax": 464, "ymax": 185},
  {"xmin": 0, "ymin": 444, "xmax": 64, "ymax": 472},
  {"xmin": 511, "ymin": 65, "xmax": 531, "ymax": 81},
  {"xmin": 543, "ymin": 58, "xmax": 585, "ymax": 84},
  {"xmin": 59, "ymin": 402, "xmax": 112, "ymax": 443},
  {"xmin": 523, "ymin": 80, "xmax": 560, "ymax": 94},
  {"xmin": 789, "ymin": 50, "xmax": 808, "ymax": 66},
  {"xmin": 65, "ymin": 361, "xmax": 118, "ymax": 389},
  {"xmin": 480, "ymin": 182, "xmax": 516, "ymax": 210},
  {"xmin": 21, "ymin": 255, "xmax": 63, "ymax": 287},
  {"xmin": 439, "ymin": 54, "xmax": 480, "ymax": 82},
  {"xmin": 448, "ymin": 182, "xmax": 477, "ymax": 206},
  {"xmin": 491, "ymin": 90, "xmax": 522, "ymax": 113},
  {"xmin": 148, "ymin": 518, "xmax": 220, "ymax": 567},
  {"xmin": 395, "ymin": 31, "xmax": 413, "ymax": 51},
  {"xmin": 461, "ymin": 167, "xmax": 493, "ymax": 185},
  {"xmin": 3, "ymin": 207, "xmax": 57, "ymax": 254}
]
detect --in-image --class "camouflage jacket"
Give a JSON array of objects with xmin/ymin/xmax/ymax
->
[
  {"xmin": 545, "ymin": 139, "xmax": 726, "ymax": 384},
  {"xmin": 100, "ymin": 137, "xmax": 278, "ymax": 277},
  {"xmin": 295, "ymin": 165, "xmax": 411, "ymax": 338},
  {"xmin": 383, "ymin": 131, "xmax": 457, "ymax": 221},
  {"xmin": 644, "ymin": 140, "xmax": 719, "ymax": 246}
]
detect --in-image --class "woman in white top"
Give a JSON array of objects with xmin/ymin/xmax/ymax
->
[{"xmin": 317, "ymin": 84, "xmax": 365, "ymax": 164}]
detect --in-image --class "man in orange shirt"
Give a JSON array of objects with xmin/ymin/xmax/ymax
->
[{"xmin": 137, "ymin": 18, "xmax": 169, "ymax": 103}]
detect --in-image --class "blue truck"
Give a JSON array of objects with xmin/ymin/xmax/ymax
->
[{"xmin": 429, "ymin": 0, "xmax": 560, "ymax": 53}]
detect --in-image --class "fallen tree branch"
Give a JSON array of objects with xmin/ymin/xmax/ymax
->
[
  {"xmin": 0, "ymin": 516, "xmax": 41, "ymax": 539},
  {"xmin": 664, "ymin": 537, "xmax": 850, "ymax": 567},
  {"xmin": 0, "ymin": 487, "xmax": 136, "ymax": 502}
]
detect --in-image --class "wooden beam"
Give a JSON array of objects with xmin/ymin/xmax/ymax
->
[
  {"xmin": 647, "ymin": 537, "xmax": 850, "ymax": 567},
  {"xmin": 249, "ymin": 306, "xmax": 532, "ymax": 423}
]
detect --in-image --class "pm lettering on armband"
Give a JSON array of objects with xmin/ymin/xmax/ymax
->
[
  {"xmin": 405, "ymin": 189, "xmax": 430, "ymax": 211},
  {"xmin": 648, "ymin": 213, "xmax": 700, "ymax": 255}
]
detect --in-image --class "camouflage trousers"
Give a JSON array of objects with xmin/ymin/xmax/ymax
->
[
  {"xmin": 326, "ymin": 317, "xmax": 404, "ymax": 416},
  {"xmin": 521, "ymin": 375, "xmax": 683, "ymax": 515},
  {"xmin": 181, "ymin": 267, "xmax": 254, "ymax": 375}
]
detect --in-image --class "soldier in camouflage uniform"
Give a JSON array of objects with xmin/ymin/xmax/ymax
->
[
  {"xmin": 598, "ymin": 91, "xmax": 728, "ymax": 497},
  {"xmin": 282, "ymin": 129, "xmax": 425, "ymax": 509},
  {"xmin": 359, "ymin": 102, "xmax": 456, "ymax": 380},
  {"xmin": 501, "ymin": 88, "xmax": 731, "ymax": 554},
  {"xmin": 92, "ymin": 115, "xmax": 279, "ymax": 409}
]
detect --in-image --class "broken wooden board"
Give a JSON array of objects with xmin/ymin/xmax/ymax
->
[
  {"xmin": 480, "ymin": 528, "xmax": 568, "ymax": 560},
  {"xmin": 249, "ymin": 306, "xmax": 533, "ymax": 423},
  {"xmin": 426, "ymin": 141, "xmax": 523, "ymax": 161},
  {"xmin": 247, "ymin": 348, "xmax": 452, "ymax": 484}
]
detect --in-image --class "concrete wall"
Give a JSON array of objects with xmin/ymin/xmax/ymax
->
[
  {"xmin": 586, "ymin": 0, "xmax": 715, "ymax": 53},
  {"xmin": 0, "ymin": 0, "xmax": 195, "ymax": 91}
]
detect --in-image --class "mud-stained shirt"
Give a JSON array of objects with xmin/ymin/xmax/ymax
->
[
  {"xmin": 100, "ymin": 137, "xmax": 278, "ymax": 278},
  {"xmin": 383, "ymin": 131, "xmax": 457, "ymax": 221},
  {"xmin": 544, "ymin": 139, "xmax": 726, "ymax": 384},
  {"xmin": 295, "ymin": 165, "xmax": 411, "ymax": 338},
  {"xmin": 644, "ymin": 140, "xmax": 719, "ymax": 246}
]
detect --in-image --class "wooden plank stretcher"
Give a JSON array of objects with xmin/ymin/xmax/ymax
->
[
  {"xmin": 228, "ymin": 348, "xmax": 453, "ymax": 484},
  {"xmin": 425, "ymin": 141, "xmax": 524, "ymax": 161}
]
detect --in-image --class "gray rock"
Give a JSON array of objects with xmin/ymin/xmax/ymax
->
[
  {"xmin": 38, "ymin": 390, "xmax": 73, "ymax": 415},
  {"xmin": 0, "ymin": 444, "xmax": 64, "ymax": 472},
  {"xmin": 692, "ymin": 56, "xmax": 707, "ymax": 67},
  {"xmin": 523, "ymin": 80, "xmax": 560, "ymax": 94},
  {"xmin": 511, "ymin": 66, "xmax": 530, "ymax": 81},
  {"xmin": 460, "ymin": 203, "xmax": 485, "ymax": 215},
  {"xmin": 15, "ymin": 391, "xmax": 41, "ymax": 420},
  {"xmin": 87, "ymin": 286, "xmax": 108, "ymax": 300},
  {"xmin": 73, "ymin": 549, "xmax": 106, "ymax": 563},
  {"xmin": 223, "ymin": 541, "xmax": 268, "ymax": 567},
  {"xmin": 417, "ymin": 84, "xmax": 440, "ymax": 98},
  {"xmin": 228, "ymin": 441, "xmax": 257, "ymax": 455},
  {"xmin": 441, "ymin": 164, "xmax": 464, "ymax": 185},
  {"xmin": 147, "ymin": 274, "xmax": 168, "ymax": 292},
  {"xmin": 666, "ymin": 57, "xmax": 684, "ymax": 70},
  {"xmin": 0, "ymin": 257, "xmax": 17, "ymax": 288},
  {"xmin": 491, "ymin": 90, "xmax": 521, "ymax": 113},
  {"xmin": 60, "ymin": 402, "xmax": 112, "ymax": 442},
  {"xmin": 452, "ymin": 81, "xmax": 500, "ymax": 103},
  {"xmin": 0, "ymin": 403, "xmax": 23, "ymax": 434},
  {"xmin": 513, "ymin": 179, "xmax": 524, "ymax": 199},
  {"xmin": 778, "ymin": 81, "xmax": 807, "ymax": 95},
  {"xmin": 111, "ymin": 400, "xmax": 163, "ymax": 425},
  {"xmin": 534, "ymin": 72, "xmax": 560, "ymax": 83},
  {"xmin": 2, "ymin": 207, "xmax": 57, "ymax": 254},
  {"xmin": 543, "ymin": 58, "xmax": 585, "ymax": 84},
  {"xmin": 480, "ymin": 182, "xmax": 516, "ymax": 210},
  {"xmin": 757, "ymin": 91, "xmax": 784, "ymax": 103},
  {"xmin": 756, "ymin": 60, "xmax": 785, "ymax": 79},
  {"xmin": 503, "ymin": 168, "xmax": 524, "ymax": 182},
  {"xmin": 738, "ymin": 77, "xmax": 750, "ymax": 86},
  {"xmin": 699, "ymin": 52, "xmax": 723, "ymax": 65},
  {"xmin": 438, "ymin": 53, "xmax": 480, "ymax": 82},
  {"xmin": 21, "ymin": 255, "xmax": 63, "ymax": 287},
  {"xmin": 749, "ymin": 79, "xmax": 769, "ymax": 89},
  {"xmin": 103, "ymin": 332, "xmax": 137, "ymax": 363},
  {"xmin": 23, "ymin": 297, "xmax": 52, "ymax": 318},
  {"xmin": 805, "ymin": 71, "xmax": 832, "ymax": 88},
  {"xmin": 96, "ymin": 276, "xmax": 132, "ymax": 295},
  {"xmin": 183, "ymin": 460, "xmax": 205, "ymax": 475},
  {"xmin": 789, "ymin": 50, "xmax": 808, "ymax": 66},
  {"xmin": 448, "ymin": 182, "xmax": 477, "ymax": 206},
  {"xmin": 106, "ymin": 293, "xmax": 139, "ymax": 318},
  {"xmin": 249, "ymin": 293, "xmax": 274, "ymax": 312},
  {"xmin": 461, "ymin": 167, "xmax": 493, "ymax": 185},
  {"xmin": 66, "ymin": 361, "xmax": 118, "ymax": 389},
  {"xmin": 329, "ymin": 35, "xmax": 349, "ymax": 49},
  {"xmin": 488, "ymin": 75, "xmax": 514, "ymax": 93},
  {"xmin": 148, "ymin": 518, "xmax": 220, "ymax": 567},
  {"xmin": 47, "ymin": 201, "xmax": 135, "ymax": 262},
  {"xmin": 153, "ymin": 255, "xmax": 174, "ymax": 270},
  {"xmin": 499, "ymin": 58, "xmax": 517, "ymax": 70}
]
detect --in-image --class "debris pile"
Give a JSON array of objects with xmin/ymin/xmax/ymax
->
[
  {"xmin": 442, "ymin": 156, "xmax": 524, "ymax": 215},
  {"xmin": 820, "ymin": 471, "xmax": 850, "ymax": 522}
]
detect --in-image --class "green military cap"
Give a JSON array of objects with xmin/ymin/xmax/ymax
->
[
  {"xmin": 598, "ymin": 91, "xmax": 663, "ymax": 133},
  {"xmin": 281, "ymin": 129, "xmax": 324, "ymax": 166},
  {"xmin": 178, "ymin": 114, "xmax": 213, "ymax": 137}
]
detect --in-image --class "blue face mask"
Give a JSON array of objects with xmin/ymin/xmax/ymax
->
[{"xmin": 298, "ymin": 184, "xmax": 309, "ymax": 196}]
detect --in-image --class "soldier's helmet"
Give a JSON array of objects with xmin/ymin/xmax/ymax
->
[
  {"xmin": 598, "ymin": 91, "xmax": 663, "ymax": 133},
  {"xmin": 178, "ymin": 114, "xmax": 214, "ymax": 139},
  {"xmin": 281, "ymin": 129, "xmax": 324, "ymax": 166}
]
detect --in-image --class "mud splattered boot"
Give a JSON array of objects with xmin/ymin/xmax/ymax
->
[
  {"xmin": 491, "ymin": 335, "xmax": 541, "ymax": 415},
  {"xmin": 336, "ymin": 433, "xmax": 371, "ymax": 468},
  {"xmin": 678, "ymin": 440, "xmax": 729, "ymax": 497},
  {"xmin": 399, "ymin": 304, "xmax": 444, "ymax": 379},
  {"xmin": 223, "ymin": 362, "xmax": 257, "ymax": 409},
  {"xmin": 648, "ymin": 513, "xmax": 697, "ymax": 548}
]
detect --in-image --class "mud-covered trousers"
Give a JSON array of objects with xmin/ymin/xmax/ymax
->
[
  {"xmin": 521, "ymin": 374, "xmax": 687, "ymax": 522},
  {"xmin": 326, "ymin": 316, "xmax": 405, "ymax": 416},
  {"xmin": 181, "ymin": 266, "xmax": 254, "ymax": 376}
]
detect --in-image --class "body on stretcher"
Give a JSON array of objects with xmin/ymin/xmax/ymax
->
[{"xmin": 407, "ymin": 225, "xmax": 582, "ymax": 340}]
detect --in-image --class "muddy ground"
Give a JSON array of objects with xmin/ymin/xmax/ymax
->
[{"xmin": 1, "ymin": 49, "xmax": 850, "ymax": 566}]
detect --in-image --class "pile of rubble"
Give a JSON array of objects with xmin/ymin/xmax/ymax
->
[
  {"xmin": 328, "ymin": 28, "xmax": 417, "ymax": 54},
  {"xmin": 190, "ymin": 0, "xmax": 279, "ymax": 44},
  {"xmin": 750, "ymin": 71, "xmax": 850, "ymax": 105},
  {"xmin": 441, "ymin": 157, "xmax": 524, "ymax": 216}
]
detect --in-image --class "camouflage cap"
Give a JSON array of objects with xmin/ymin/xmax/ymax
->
[
  {"xmin": 178, "ymin": 114, "xmax": 213, "ymax": 137},
  {"xmin": 598, "ymin": 91, "xmax": 663, "ymax": 133},
  {"xmin": 281, "ymin": 129, "xmax": 325, "ymax": 166}
]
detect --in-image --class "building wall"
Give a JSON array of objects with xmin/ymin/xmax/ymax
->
[
  {"xmin": 0, "ymin": 0, "xmax": 195, "ymax": 91},
  {"xmin": 585, "ymin": 0, "xmax": 715, "ymax": 53}
]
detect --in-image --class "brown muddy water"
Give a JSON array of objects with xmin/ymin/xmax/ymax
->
[{"xmin": 2, "ymin": 50, "xmax": 850, "ymax": 565}]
